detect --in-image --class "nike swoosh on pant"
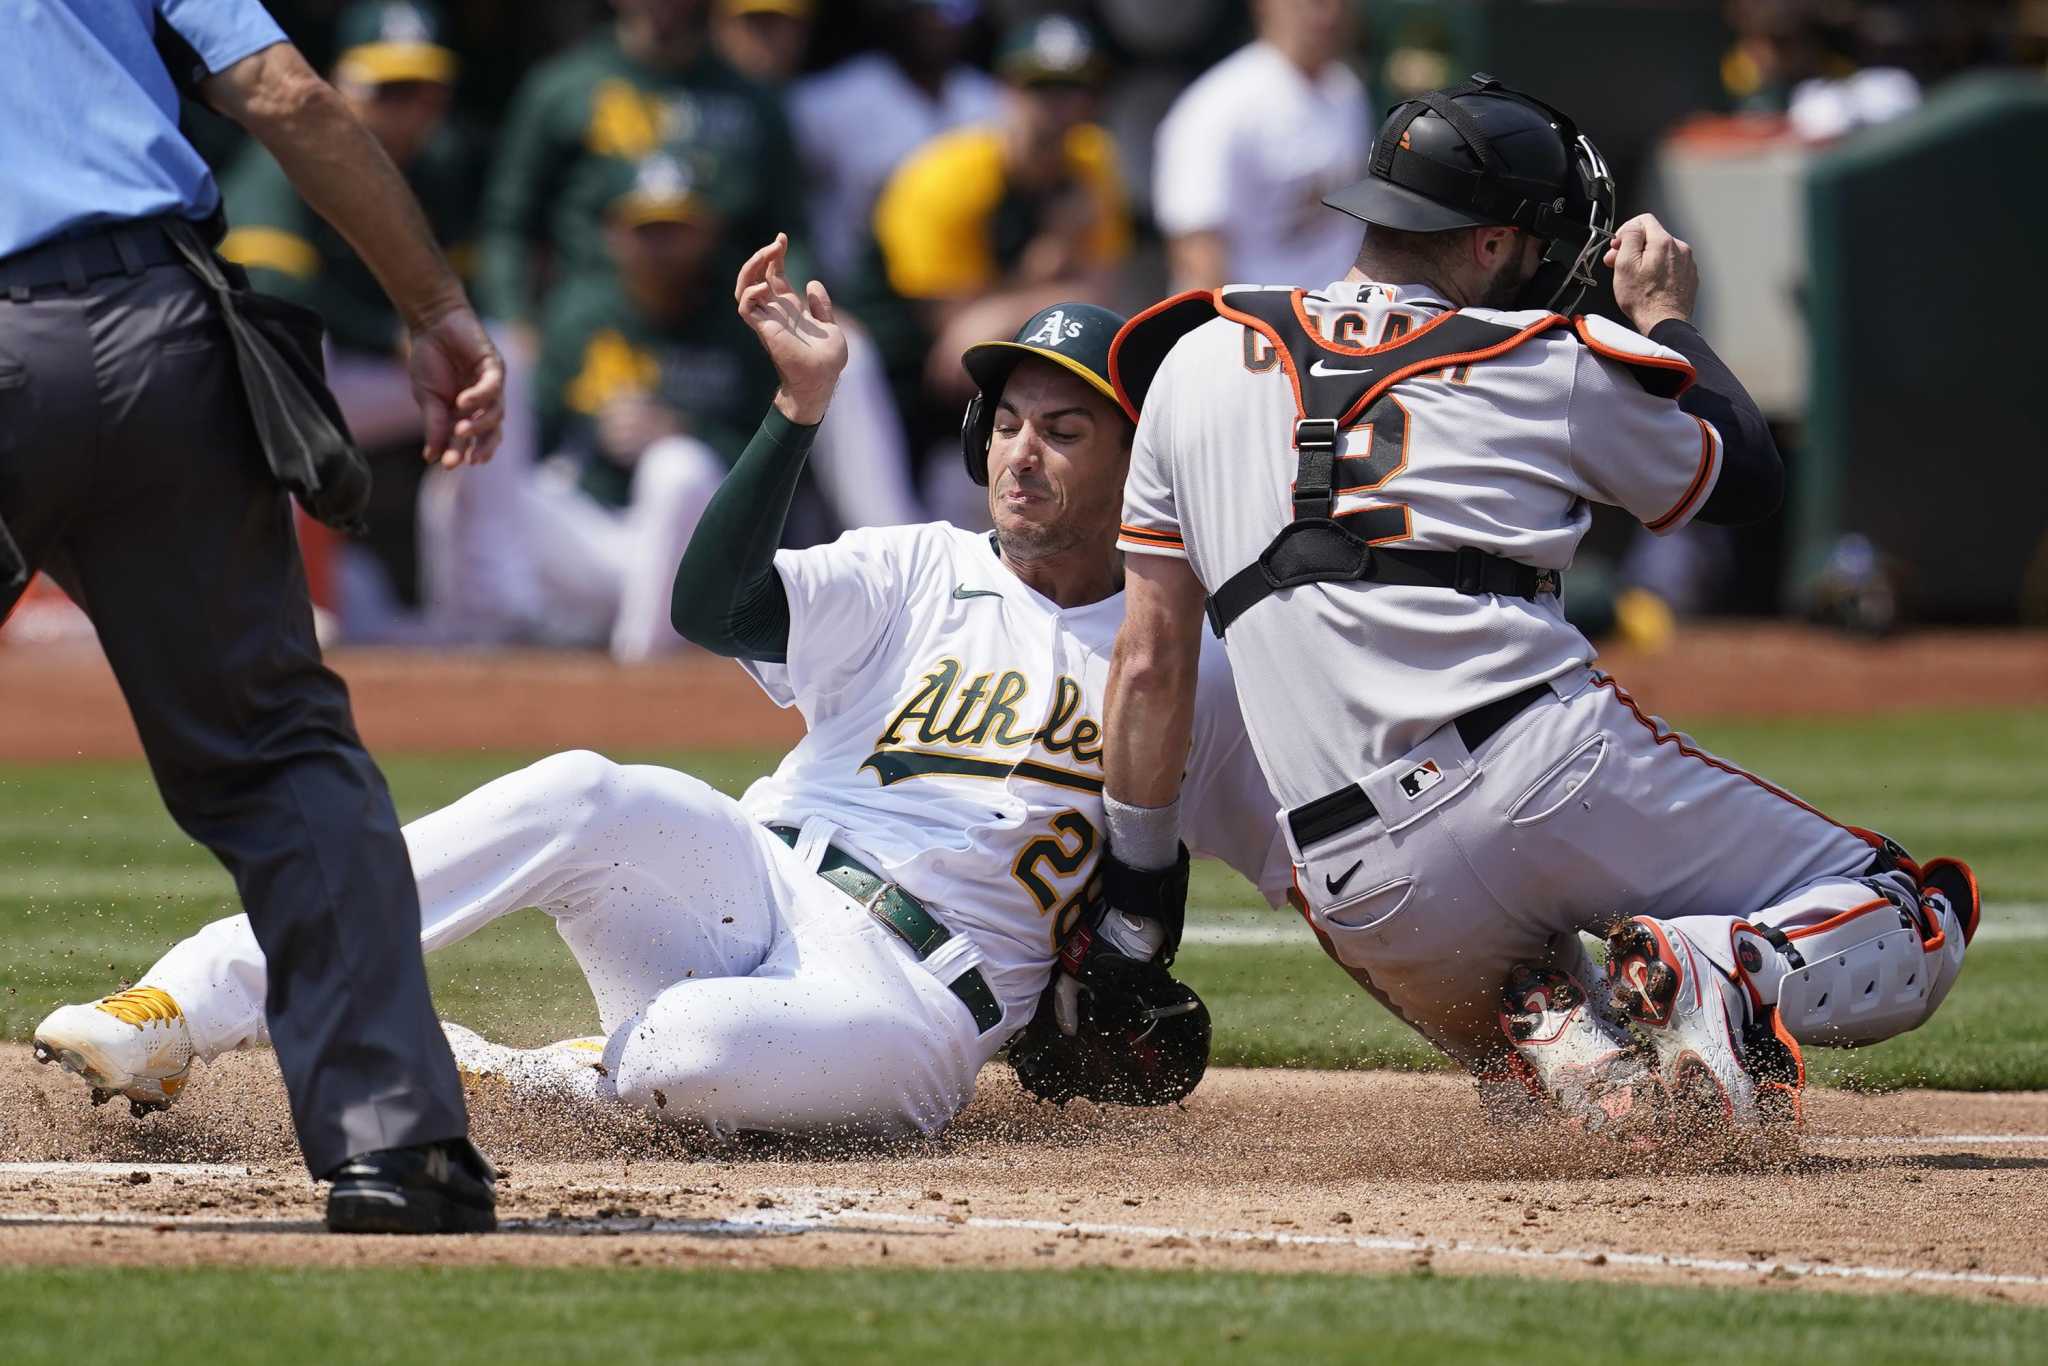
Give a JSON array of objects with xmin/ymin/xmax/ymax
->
[{"xmin": 1325, "ymin": 860, "xmax": 1363, "ymax": 896}]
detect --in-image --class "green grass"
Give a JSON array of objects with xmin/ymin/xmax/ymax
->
[
  {"xmin": 3, "ymin": 708, "xmax": 2044, "ymax": 1090},
  {"xmin": 1, "ymin": 1265, "xmax": 2043, "ymax": 1365}
]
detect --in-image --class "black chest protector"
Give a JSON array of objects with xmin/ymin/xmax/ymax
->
[{"xmin": 1110, "ymin": 287, "xmax": 1575, "ymax": 637}]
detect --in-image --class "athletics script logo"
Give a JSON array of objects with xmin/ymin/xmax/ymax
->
[{"xmin": 862, "ymin": 658, "xmax": 1104, "ymax": 793}]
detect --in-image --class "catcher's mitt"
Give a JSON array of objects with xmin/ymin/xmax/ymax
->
[{"xmin": 1009, "ymin": 964, "xmax": 1211, "ymax": 1107}]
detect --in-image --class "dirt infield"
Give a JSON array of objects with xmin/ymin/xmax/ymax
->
[
  {"xmin": 3, "ymin": 623, "xmax": 2045, "ymax": 761},
  {"xmin": 2, "ymin": 1048, "xmax": 2044, "ymax": 1300}
]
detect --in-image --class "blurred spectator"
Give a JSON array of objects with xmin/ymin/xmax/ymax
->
[
  {"xmin": 1788, "ymin": 5, "xmax": 1925, "ymax": 140},
  {"xmin": 862, "ymin": 12, "xmax": 1131, "ymax": 509},
  {"xmin": 219, "ymin": 1, "xmax": 480, "ymax": 640},
  {"xmin": 712, "ymin": 0, "xmax": 813, "ymax": 84},
  {"xmin": 1153, "ymin": 0, "xmax": 1368, "ymax": 290},
  {"xmin": 790, "ymin": 0, "xmax": 1000, "ymax": 282},
  {"xmin": 440, "ymin": 153, "xmax": 769, "ymax": 661},
  {"xmin": 710, "ymin": 0, "xmax": 929, "ymax": 529},
  {"xmin": 476, "ymin": 0, "xmax": 803, "ymax": 329},
  {"xmin": 1720, "ymin": 0, "xmax": 1829, "ymax": 113},
  {"xmin": 221, "ymin": 1, "xmax": 477, "ymax": 450}
]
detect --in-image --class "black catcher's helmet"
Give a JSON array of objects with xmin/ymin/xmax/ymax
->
[{"xmin": 1323, "ymin": 74, "xmax": 1616, "ymax": 314}]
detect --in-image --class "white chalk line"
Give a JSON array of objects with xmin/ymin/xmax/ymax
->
[
  {"xmin": 0, "ymin": 1162, "xmax": 252, "ymax": 1178},
  {"xmin": 6, "ymin": 1181, "xmax": 2044, "ymax": 1290},
  {"xmin": 1808, "ymin": 1134, "xmax": 2048, "ymax": 1146}
]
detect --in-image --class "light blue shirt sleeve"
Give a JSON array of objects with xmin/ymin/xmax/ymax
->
[
  {"xmin": 0, "ymin": 0, "xmax": 289, "ymax": 256},
  {"xmin": 157, "ymin": 0, "xmax": 287, "ymax": 74}
]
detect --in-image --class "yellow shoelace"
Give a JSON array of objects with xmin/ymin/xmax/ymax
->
[{"xmin": 94, "ymin": 987, "xmax": 183, "ymax": 1027}]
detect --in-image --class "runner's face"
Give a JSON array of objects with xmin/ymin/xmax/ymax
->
[{"xmin": 986, "ymin": 360, "xmax": 1130, "ymax": 562}]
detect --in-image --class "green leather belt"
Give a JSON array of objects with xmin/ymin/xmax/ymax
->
[{"xmin": 771, "ymin": 827, "xmax": 1004, "ymax": 1034}]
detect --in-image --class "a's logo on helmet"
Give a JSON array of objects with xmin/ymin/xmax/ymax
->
[{"xmin": 1024, "ymin": 310, "xmax": 1085, "ymax": 348}]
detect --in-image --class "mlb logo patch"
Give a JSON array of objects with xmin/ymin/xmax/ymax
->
[{"xmin": 1398, "ymin": 760, "xmax": 1443, "ymax": 800}]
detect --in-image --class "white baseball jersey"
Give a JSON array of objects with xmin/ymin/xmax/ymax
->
[
  {"xmin": 1152, "ymin": 43, "xmax": 1369, "ymax": 288},
  {"xmin": 134, "ymin": 520, "xmax": 1287, "ymax": 1141},
  {"xmin": 1118, "ymin": 280, "xmax": 1722, "ymax": 808},
  {"xmin": 741, "ymin": 521, "xmax": 1290, "ymax": 1017},
  {"xmin": 789, "ymin": 55, "xmax": 1003, "ymax": 281}
]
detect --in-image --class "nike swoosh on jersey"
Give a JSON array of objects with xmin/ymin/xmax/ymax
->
[
  {"xmin": 1307, "ymin": 359, "xmax": 1377, "ymax": 378},
  {"xmin": 1324, "ymin": 860, "xmax": 1363, "ymax": 896},
  {"xmin": 952, "ymin": 586, "xmax": 1003, "ymax": 601}
]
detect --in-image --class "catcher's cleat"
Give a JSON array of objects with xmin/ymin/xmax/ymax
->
[
  {"xmin": 1605, "ymin": 917, "xmax": 1803, "ymax": 1139},
  {"xmin": 1497, "ymin": 962, "xmax": 1656, "ymax": 1138},
  {"xmin": 1919, "ymin": 857, "xmax": 1981, "ymax": 947},
  {"xmin": 33, "ymin": 988, "xmax": 193, "ymax": 1118}
]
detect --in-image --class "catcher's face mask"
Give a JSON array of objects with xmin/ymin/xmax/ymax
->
[{"xmin": 1516, "ymin": 131, "xmax": 1616, "ymax": 315}]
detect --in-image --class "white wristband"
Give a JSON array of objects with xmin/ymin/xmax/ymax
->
[{"xmin": 1103, "ymin": 793, "xmax": 1181, "ymax": 871}]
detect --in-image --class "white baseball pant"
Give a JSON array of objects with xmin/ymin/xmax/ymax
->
[
  {"xmin": 1287, "ymin": 665, "xmax": 1941, "ymax": 1071},
  {"xmin": 139, "ymin": 751, "xmax": 1000, "ymax": 1138}
]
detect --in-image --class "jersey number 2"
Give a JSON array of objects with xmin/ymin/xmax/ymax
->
[
  {"xmin": 1012, "ymin": 809, "xmax": 1103, "ymax": 948},
  {"xmin": 1296, "ymin": 393, "xmax": 1412, "ymax": 544}
]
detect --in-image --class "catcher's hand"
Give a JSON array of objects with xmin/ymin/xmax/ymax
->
[
  {"xmin": 1011, "ymin": 965, "xmax": 1211, "ymax": 1108},
  {"xmin": 1052, "ymin": 843, "xmax": 1190, "ymax": 1037}
]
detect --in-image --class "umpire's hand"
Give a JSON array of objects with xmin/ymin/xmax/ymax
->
[
  {"xmin": 202, "ymin": 42, "xmax": 505, "ymax": 469},
  {"xmin": 408, "ymin": 307, "xmax": 506, "ymax": 468}
]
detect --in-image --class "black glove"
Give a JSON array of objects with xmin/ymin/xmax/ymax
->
[
  {"xmin": 1010, "ymin": 970, "xmax": 1211, "ymax": 1107},
  {"xmin": 1048, "ymin": 843, "xmax": 1190, "ymax": 1036}
]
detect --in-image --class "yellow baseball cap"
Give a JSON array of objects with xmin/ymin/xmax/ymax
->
[
  {"xmin": 721, "ymin": 0, "xmax": 815, "ymax": 17},
  {"xmin": 609, "ymin": 153, "xmax": 713, "ymax": 228},
  {"xmin": 334, "ymin": 2, "xmax": 458, "ymax": 86}
]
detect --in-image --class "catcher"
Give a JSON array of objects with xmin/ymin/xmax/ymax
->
[{"xmin": 34, "ymin": 235, "xmax": 1288, "ymax": 1138}]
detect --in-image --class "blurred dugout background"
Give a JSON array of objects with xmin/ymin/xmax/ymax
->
[{"xmin": 9, "ymin": 0, "xmax": 2043, "ymax": 654}]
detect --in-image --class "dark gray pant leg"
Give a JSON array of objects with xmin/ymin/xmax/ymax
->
[{"xmin": 8, "ymin": 264, "xmax": 468, "ymax": 1176}]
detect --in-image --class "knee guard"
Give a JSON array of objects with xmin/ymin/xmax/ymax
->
[{"xmin": 1759, "ymin": 861, "xmax": 1973, "ymax": 1047}]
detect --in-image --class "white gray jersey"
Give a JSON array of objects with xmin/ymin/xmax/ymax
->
[
  {"xmin": 1118, "ymin": 280, "xmax": 1721, "ymax": 809},
  {"xmin": 741, "ymin": 522, "xmax": 1289, "ymax": 1018}
]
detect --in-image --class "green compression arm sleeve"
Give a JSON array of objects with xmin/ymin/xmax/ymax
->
[{"xmin": 668, "ymin": 408, "xmax": 816, "ymax": 662}]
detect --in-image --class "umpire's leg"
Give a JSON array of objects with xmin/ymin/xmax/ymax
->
[{"xmin": 47, "ymin": 260, "xmax": 468, "ymax": 1177}]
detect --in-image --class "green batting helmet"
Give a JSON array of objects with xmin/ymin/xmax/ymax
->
[{"xmin": 959, "ymin": 302, "xmax": 1127, "ymax": 487}]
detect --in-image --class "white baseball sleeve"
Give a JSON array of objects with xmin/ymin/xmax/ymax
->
[
  {"xmin": 1117, "ymin": 358, "xmax": 1189, "ymax": 561},
  {"xmin": 741, "ymin": 525, "xmax": 923, "ymax": 717},
  {"xmin": 1179, "ymin": 638, "xmax": 1290, "ymax": 908},
  {"xmin": 1566, "ymin": 318, "xmax": 1723, "ymax": 536}
]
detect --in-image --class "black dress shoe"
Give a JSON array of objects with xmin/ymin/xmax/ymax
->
[{"xmin": 325, "ymin": 1137, "xmax": 498, "ymax": 1234}]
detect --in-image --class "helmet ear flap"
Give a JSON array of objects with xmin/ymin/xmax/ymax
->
[{"xmin": 960, "ymin": 390, "xmax": 994, "ymax": 487}]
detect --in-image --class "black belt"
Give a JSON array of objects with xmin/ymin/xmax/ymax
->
[
  {"xmin": 771, "ymin": 827, "xmax": 1003, "ymax": 1034},
  {"xmin": 1286, "ymin": 682, "xmax": 1553, "ymax": 849},
  {"xmin": 0, "ymin": 219, "xmax": 185, "ymax": 299}
]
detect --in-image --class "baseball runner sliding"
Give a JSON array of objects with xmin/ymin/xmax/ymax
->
[
  {"xmin": 34, "ymin": 236, "xmax": 1287, "ymax": 1140},
  {"xmin": 1096, "ymin": 75, "xmax": 1979, "ymax": 1143}
]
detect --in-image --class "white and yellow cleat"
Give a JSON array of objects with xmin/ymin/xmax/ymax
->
[
  {"xmin": 441, "ymin": 1022, "xmax": 609, "ymax": 1104},
  {"xmin": 32, "ymin": 987, "xmax": 195, "ymax": 1118}
]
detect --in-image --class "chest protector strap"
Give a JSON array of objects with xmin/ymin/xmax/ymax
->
[{"xmin": 1109, "ymin": 287, "xmax": 1573, "ymax": 637}]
